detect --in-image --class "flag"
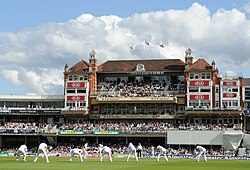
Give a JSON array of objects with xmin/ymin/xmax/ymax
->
[{"xmin": 159, "ymin": 44, "xmax": 165, "ymax": 48}]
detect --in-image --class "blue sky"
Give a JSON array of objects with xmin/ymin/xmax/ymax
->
[
  {"xmin": 0, "ymin": 0, "xmax": 248, "ymax": 32},
  {"xmin": 0, "ymin": 0, "xmax": 250, "ymax": 95}
]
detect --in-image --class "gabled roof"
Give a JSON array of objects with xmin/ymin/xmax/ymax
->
[
  {"xmin": 243, "ymin": 78, "xmax": 250, "ymax": 86},
  {"xmin": 69, "ymin": 60, "xmax": 89, "ymax": 74},
  {"xmin": 188, "ymin": 59, "xmax": 212, "ymax": 71},
  {"xmin": 97, "ymin": 59, "xmax": 185, "ymax": 72}
]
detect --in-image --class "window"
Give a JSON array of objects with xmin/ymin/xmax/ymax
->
[
  {"xmin": 245, "ymin": 101, "xmax": 250, "ymax": 109},
  {"xmin": 77, "ymin": 89, "xmax": 86, "ymax": 93},
  {"xmin": 134, "ymin": 104, "xmax": 144, "ymax": 114},
  {"xmin": 215, "ymin": 87, "xmax": 219, "ymax": 93},
  {"xmin": 189, "ymin": 101, "xmax": 199, "ymax": 107},
  {"xmin": 190, "ymin": 74, "xmax": 194, "ymax": 79},
  {"xmin": 104, "ymin": 104, "xmax": 115, "ymax": 114},
  {"xmin": 118, "ymin": 104, "xmax": 129, "ymax": 114},
  {"xmin": 222, "ymin": 87, "xmax": 228, "ymax": 92},
  {"xmin": 200, "ymin": 88, "xmax": 210, "ymax": 92},
  {"xmin": 42, "ymin": 102, "xmax": 54, "ymax": 108},
  {"xmin": 215, "ymin": 101, "xmax": 219, "ymax": 107},
  {"xmin": 200, "ymin": 100, "xmax": 210, "ymax": 107},
  {"xmin": 68, "ymin": 76, "xmax": 72, "ymax": 81},
  {"xmin": 189, "ymin": 87, "xmax": 199, "ymax": 92},
  {"xmin": 162, "ymin": 104, "xmax": 173, "ymax": 113},
  {"xmin": 67, "ymin": 89, "xmax": 75, "ymax": 93},
  {"xmin": 6, "ymin": 101, "xmax": 17, "ymax": 107},
  {"xmin": 66, "ymin": 102, "xmax": 75, "ymax": 107},
  {"xmin": 222, "ymin": 100, "xmax": 228, "ymax": 108},
  {"xmin": 84, "ymin": 75, "xmax": 88, "ymax": 81},
  {"xmin": 73, "ymin": 76, "xmax": 77, "ymax": 81},
  {"xmin": 201, "ymin": 74, "xmax": 206, "ymax": 79},
  {"xmin": 232, "ymin": 100, "xmax": 238, "ymax": 107},
  {"xmin": 0, "ymin": 101, "xmax": 4, "ymax": 107},
  {"xmin": 232, "ymin": 88, "xmax": 238, "ymax": 92},
  {"xmin": 79, "ymin": 102, "xmax": 86, "ymax": 107},
  {"xmin": 206, "ymin": 73, "xmax": 211, "ymax": 79},
  {"xmin": 148, "ymin": 104, "xmax": 158, "ymax": 113},
  {"xmin": 178, "ymin": 106, "xmax": 184, "ymax": 111},
  {"xmin": 79, "ymin": 76, "xmax": 83, "ymax": 81},
  {"xmin": 54, "ymin": 101, "xmax": 64, "ymax": 108},
  {"xmin": 17, "ymin": 102, "xmax": 28, "ymax": 108},
  {"xmin": 194, "ymin": 74, "xmax": 199, "ymax": 79}
]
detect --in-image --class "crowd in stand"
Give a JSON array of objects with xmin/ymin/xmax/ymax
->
[
  {"xmin": 98, "ymin": 80, "xmax": 183, "ymax": 98},
  {"xmin": 178, "ymin": 123, "xmax": 242, "ymax": 131},
  {"xmin": 0, "ymin": 122, "xmax": 48, "ymax": 134},
  {"xmin": 58, "ymin": 121, "xmax": 242, "ymax": 132},
  {"xmin": 0, "ymin": 121, "xmax": 242, "ymax": 134}
]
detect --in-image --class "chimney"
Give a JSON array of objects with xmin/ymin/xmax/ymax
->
[
  {"xmin": 185, "ymin": 48, "xmax": 193, "ymax": 66},
  {"xmin": 212, "ymin": 60, "xmax": 216, "ymax": 70}
]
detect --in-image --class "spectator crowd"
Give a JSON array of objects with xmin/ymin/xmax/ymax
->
[{"xmin": 0, "ymin": 121, "xmax": 242, "ymax": 134}]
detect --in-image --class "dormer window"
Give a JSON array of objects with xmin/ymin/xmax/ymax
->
[
  {"xmin": 190, "ymin": 74, "xmax": 194, "ymax": 79},
  {"xmin": 68, "ymin": 76, "xmax": 73, "ymax": 81},
  {"xmin": 194, "ymin": 74, "xmax": 199, "ymax": 79}
]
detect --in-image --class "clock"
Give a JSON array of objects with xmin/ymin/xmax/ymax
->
[{"xmin": 137, "ymin": 64, "xmax": 144, "ymax": 71}]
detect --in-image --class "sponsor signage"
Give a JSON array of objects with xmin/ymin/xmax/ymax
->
[
  {"xmin": 67, "ymin": 96, "xmax": 85, "ymax": 101},
  {"xmin": 67, "ymin": 82, "xmax": 85, "ymax": 88},
  {"xmin": 0, "ymin": 152, "xmax": 8, "ymax": 156},
  {"xmin": 190, "ymin": 80, "xmax": 209, "ymax": 86},
  {"xmin": 98, "ymin": 115, "xmax": 174, "ymax": 119},
  {"xmin": 190, "ymin": 95, "xmax": 209, "ymax": 100},
  {"xmin": 223, "ymin": 82, "xmax": 237, "ymax": 86},
  {"xmin": 131, "ymin": 71, "xmax": 164, "ymax": 75},
  {"xmin": 58, "ymin": 130, "xmax": 85, "ymax": 135},
  {"xmin": 244, "ymin": 110, "xmax": 250, "ymax": 114},
  {"xmin": 94, "ymin": 130, "xmax": 120, "ymax": 135},
  {"xmin": 223, "ymin": 93, "xmax": 237, "ymax": 98},
  {"xmin": 0, "ymin": 109, "xmax": 61, "ymax": 115}
]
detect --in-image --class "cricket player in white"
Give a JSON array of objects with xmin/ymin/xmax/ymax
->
[
  {"xmin": 16, "ymin": 144, "xmax": 28, "ymax": 162},
  {"xmin": 150, "ymin": 145, "xmax": 155, "ymax": 158},
  {"xmin": 195, "ymin": 145, "xmax": 207, "ymax": 162},
  {"xmin": 83, "ymin": 142, "xmax": 88, "ymax": 158},
  {"xmin": 126, "ymin": 142, "xmax": 138, "ymax": 162},
  {"xmin": 99, "ymin": 145, "xmax": 113, "ymax": 163},
  {"xmin": 69, "ymin": 148, "xmax": 83, "ymax": 162},
  {"xmin": 156, "ymin": 145, "xmax": 168, "ymax": 162},
  {"xmin": 34, "ymin": 143, "xmax": 50, "ymax": 163}
]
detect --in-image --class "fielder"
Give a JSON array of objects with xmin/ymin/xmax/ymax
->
[
  {"xmin": 83, "ymin": 142, "xmax": 88, "ymax": 158},
  {"xmin": 156, "ymin": 145, "xmax": 168, "ymax": 162},
  {"xmin": 99, "ymin": 145, "xmax": 113, "ymax": 163},
  {"xmin": 16, "ymin": 144, "xmax": 28, "ymax": 162},
  {"xmin": 195, "ymin": 145, "xmax": 207, "ymax": 162},
  {"xmin": 150, "ymin": 145, "xmax": 155, "ymax": 158},
  {"xmin": 126, "ymin": 142, "xmax": 138, "ymax": 162},
  {"xmin": 69, "ymin": 148, "xmax": 83, "ymax": 162},
  {"xmin": 34, "ymin": 143, "xmax": 50, "ymax": 163}
]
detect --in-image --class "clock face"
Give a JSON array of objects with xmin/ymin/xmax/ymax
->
[
  {"xmin": 137, "ymin": 64, "xmax": 144, "ymax": 71},
  {"xmin": 138, "ymin": 64, "xmax": 143, "ymax": 70}
]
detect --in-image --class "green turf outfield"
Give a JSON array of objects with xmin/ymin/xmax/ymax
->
[{"xmin": 0, "ymin": 157, "xmax": 249, "ymax": 170}]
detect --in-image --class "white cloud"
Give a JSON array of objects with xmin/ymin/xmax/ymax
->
[
  {"xmin": 0, "ymin": 3, "xmax": 250, "ymax": 94},
  {"xmin": 1, "ymin": 69, "xmax": 21, "ymax": 85}
]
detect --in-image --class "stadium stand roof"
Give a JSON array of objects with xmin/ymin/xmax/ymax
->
[{"xmin": 97, "ymin": 59, "xmax": 185, "ymax": 72}]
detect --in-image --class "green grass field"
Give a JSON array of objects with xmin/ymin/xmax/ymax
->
[{"xmin": 0, "ymin": 157, "xmax": 249, "ymax": 170}]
